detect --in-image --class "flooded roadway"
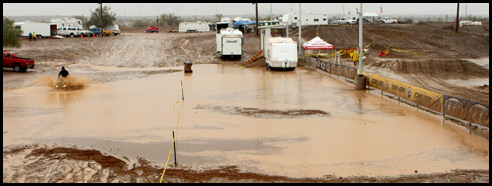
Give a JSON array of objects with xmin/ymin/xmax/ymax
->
[{"xmin": 3, "ymin": 64, "xmax": 489, "ymax": 178}]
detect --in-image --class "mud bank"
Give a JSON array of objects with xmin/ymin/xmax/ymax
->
[{"xmin": 3, "ymin": 145, "xmax": 488, "ymax": 183}]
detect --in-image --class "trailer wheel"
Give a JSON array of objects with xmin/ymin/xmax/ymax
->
[
  {"xmin": 70, "ymin": 33, "xmax": 74, "ymax": 38},
  {"xmin": 13, "ymin": 63, "xmax": 22, "ymax": 72}
]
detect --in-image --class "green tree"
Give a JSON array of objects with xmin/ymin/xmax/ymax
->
[
  {"xmin": 85, "ymin": 5, "xmax": 117, "ymax": 29},
  {"xmin": 3, "ymin": 16, "xmax": 22, "ymax": 48},
  {"xmin": 160, "ymin": 13, "xmax": 182, "ymax": 26},
  {"xmin": 215, "ymin": 14, "xmax": 223, "ymax": 22},
  {"xmin": 132, "ymin": 19, "xmax": 151, "ymax": 27}
]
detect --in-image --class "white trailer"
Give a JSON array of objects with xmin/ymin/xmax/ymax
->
[
  {"xmin": 216, "ymin": 28, "xmax": 243, "ymax": 59},
  {"xmin": 282, "ymin": 13, "xmax": 329, "ymax": 27},
  {"xmin": 265, "ymin": 37, "xmax": 298, "ymax": 70},
  {"xmin": 14, "ymin": 22, "xmax": 57, "ymax": 38},
  {"xmin": 179, "ymin": 21, "xmax": 210, "ymax": 33}
]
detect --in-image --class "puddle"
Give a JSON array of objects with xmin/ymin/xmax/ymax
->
[{"xmin": 3, "ymin": 64, "xmax": 489, "ymax": 178}]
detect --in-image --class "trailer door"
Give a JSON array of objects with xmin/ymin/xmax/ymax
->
[{"xmin": 222, "ymin": 37, "xmax": 242, "ymax": 56}]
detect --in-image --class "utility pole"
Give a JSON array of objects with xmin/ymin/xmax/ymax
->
[
  {"xmin": 455, "ymin": 3, "xmax": 460, "ymax": 33},
  {"xmin": 343, "ymin": 3, "xmax": 345, "ymax": 16},
  {"xmin": 358, "ymin": 3, "xmax": 363, "ymax": 75},
  {"xmin": 271, "ymin": 3, "xmax": 273, "ymax": 21},
  {"xmin": 255, "ymin": 3, "xmax": 259, "ymax": 36},
  {"xmin": 355, "ymin": 3, "xmax": 366, "ymax": 90},
  {"xmin": 99, "ymin": 3, "xmax": 103, "ymax": 38},
  {"xmin": 298, "ymin": 3, "xmax": 302, "ymax": 57}
]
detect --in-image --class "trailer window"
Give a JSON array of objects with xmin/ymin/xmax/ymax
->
[
  {"xmin": 314, "ymin": 19, "xmax": 319, "ymax": 22},
  {"xmin": 323, "ymin": 18, "xmax": 327, "ymax": 21},
  {"xmin": 294, "ymin": 17, "xmax": 297, "ymax": 20}
]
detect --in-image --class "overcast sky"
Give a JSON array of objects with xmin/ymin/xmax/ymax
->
[{"xmin": 3, "ymin": 3, "xmax": 489, "ymax": 17}]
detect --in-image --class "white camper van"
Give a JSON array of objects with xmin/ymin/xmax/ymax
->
[
  {"xmin": 216, "ymin": 28, "xmax": 243, "ymax": 59},
  {"xmin": 265, "ymin": 37, "xmax": 298, "ymax": 70},
  {"xmin": 179, "ymin": 21, "xmax": 211, "ymax": 33},
  {"xmin": 14, "ymin": 22, "xmax": 57, "ymax": 38}
]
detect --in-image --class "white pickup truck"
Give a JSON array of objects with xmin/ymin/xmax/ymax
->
[
  {"xmin": 381, "ymin": 17, "xmax": 397, "ymax": 24},
  {"xmin": 57, "ymin": 27, "xmax": 81, "ymax": 37}
]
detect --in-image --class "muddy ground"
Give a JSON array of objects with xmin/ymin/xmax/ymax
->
[
  {"xmin": 3, "ymin": 22, "xmax": 489, "ymax": 183},
  {"xmin": 295, "ymin": 22, "xmax": 489, "ymax": 104},
  {"xmin": 3, "ymin": 145, "xmax": 489, "ymax": 183}
]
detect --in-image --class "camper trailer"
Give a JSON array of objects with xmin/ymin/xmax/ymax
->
[
  {"xmin": 179, "ymin": 21, "xmax": 210, "ymax": 33},
  {"xmin": 216, "ymin": 28, "xmax": 243, "ymax": 59},
  {"xmin": 14, "ymin": 22, "xmax": 57, "ymax": 38},
  {"xmin": 50, "ymin": 18, "xmax": 83, "ymax": 29},
  {"xmin": 265, "ymin": 37, "xmax": 298, "ymax": 70},
  {"xmin": 282, "ymin": 13, "xmax": 329, "ymax": 27}
]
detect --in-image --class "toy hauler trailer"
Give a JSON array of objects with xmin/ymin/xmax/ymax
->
[
  {"xmin": 216, "ymin": 28, "xmax": 243, "ymax": 59},
  {"xmin": 179, "ymin": 22, "xmax": 210, "ymax": 33},
  {"xmin": 265, "ymin": 37, "xmax": 298, "ymax": 70},
  {"xmin": 14, "ymin": 22, "xmax": 57, "ymax": 38}
]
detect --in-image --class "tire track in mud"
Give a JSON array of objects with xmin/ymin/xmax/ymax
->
[{"xmin": 193, "ymin": 104, "xmax": 330, "ymax": 119}]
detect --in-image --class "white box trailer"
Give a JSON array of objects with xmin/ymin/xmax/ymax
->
[
  {"xmin": 14, "ymin": 22, "xmax": 57, "ymax": 38},
  {"xmin": 265, "ymin": 37, "xmax": 298, "ymax": 70},
  {"xmin": 179, "ymin": 21, "xmax": 210, "ymax": 33},
  {"xmin": 216, "ymin": 28, "xmax": 243, "ymax": 59}
]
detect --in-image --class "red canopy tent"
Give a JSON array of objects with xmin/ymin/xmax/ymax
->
[{"xmin": 302, "ymin": 36, "xmax": 334, "ymax": 57}]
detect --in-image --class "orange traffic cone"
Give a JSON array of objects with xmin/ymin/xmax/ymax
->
[
  {"xmin": 93, "ymin": 34, "xmax": 95, "ymax": 38},
  {"xmin": 81, "ymin": 34, "xmax": 83, "ymax": 38},
  {"xmin": 99, "ymin": 33, "xmax": 101, "ymax": 38},
  {"xmin": 122, "ymin": 32, "xmax": 124, "ymax": 36}
]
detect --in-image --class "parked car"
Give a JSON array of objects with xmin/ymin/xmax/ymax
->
[
  {"xmin": 381, "ymin": 17, "xmax": 397, "ymax": 24},
  {"xmin": 397, "ymin": 18, "xmax": 413, "ymax": 24},
  {"xmin": 356, "ymin": 17, "xmax": 373, "ymax": 24},
  {"xmin": 337, "ymin": 17, "xmax": 356, "ymax": 25},
  {"xmin": 77, "ymin": 28, "xmax": 91, "ymax": 36},
  {"xmin": 3, "ymin": 50, "xmax": 35, "ymax": 72},
  {"xmin": 145, "ymin": 25, "xmax": 159, "ymax": 33},
  {"xmin": 89, "ymin": 27, "xmax": 102, "ymax": 37}
]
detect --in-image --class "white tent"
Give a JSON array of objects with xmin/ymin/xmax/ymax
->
[
  {"xmin": 363, "ymin": 12, "xmax": 379, "ymax": 17},
  {"xmin": 302, "ymin": 36, "xmax": 333, "ymax": 50}
]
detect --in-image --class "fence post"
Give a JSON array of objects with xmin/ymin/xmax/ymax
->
[{"xmin": 173, "ymin": 131, "xmax": 177, "ymax": 167}]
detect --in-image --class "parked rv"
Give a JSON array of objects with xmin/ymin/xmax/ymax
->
[
  {"xmin": 216, "ymin": 28, "xmax": 243, "ymax": 59},
  {"xmin": 14, "ymin": 22, "xmax": 57, "ymax": 38},
  {"xmin": 265, "ymin": 37, "xmax": 298, "ymax": 70},
  {"xmin": 179, "ymin": 22, "xmax": 210, "ymax": 33},
  {"xmin": 50, "ymin": 18, "xmax": 83, "ymax": 29}
]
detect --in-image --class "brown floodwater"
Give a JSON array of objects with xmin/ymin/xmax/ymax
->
[{"xmin": 3, "ymin": 64, "xmax": 489, "ymax": 178}]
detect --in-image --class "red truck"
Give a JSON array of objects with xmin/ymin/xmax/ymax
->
[
  {"xmin": 145, "ymin": 25, "xmax": 159, "ymax": 33},
  {"xmin": 3, "ymin": 50, "xmax": 35, "ymax": 72}
]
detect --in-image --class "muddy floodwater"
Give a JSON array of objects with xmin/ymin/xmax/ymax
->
[{"xmin": 3, "ymin": 64, "xmax": 489, "ymax": 178}]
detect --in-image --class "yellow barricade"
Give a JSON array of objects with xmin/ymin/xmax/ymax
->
[{"xmin": 363, "ymin": 72, "xmax": 443, "ymax": 112}]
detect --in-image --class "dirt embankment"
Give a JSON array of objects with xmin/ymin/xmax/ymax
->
[
  {"xmin": 297, "ymin": 22, "xmax": 489, "ymax": 104},
  {"xmin": 4, "ymin": 145, "xmax": 489, "ymax": 183}
]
